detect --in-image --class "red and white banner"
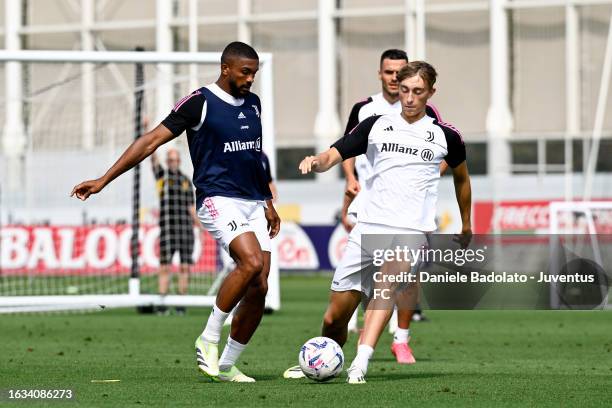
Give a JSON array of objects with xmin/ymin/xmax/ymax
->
[
  {"xmin": 473, "ymin": 200, "xmax": 612, "ymax": 234},
  {"xmin": 0, "ymin": 225, "xmax": 217, "ymax": 276},
  {"xmin": 474, "ymin": 200, "xmax": 552, "ymax": 234}
]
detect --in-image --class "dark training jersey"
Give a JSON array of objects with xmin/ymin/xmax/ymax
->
[
  {"xmin": 162, "ymin": 83, "xmax": 273, "ymax": 210},
  {"xmin": 153, "ymin": 164, "xmax": 195, "ymax": 231}
]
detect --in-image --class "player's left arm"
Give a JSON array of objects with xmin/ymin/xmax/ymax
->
[
  {"xmin": 442, "ymin": 124, "xmax": 472, "ymax": 247},
  {"xmin": 186, "ymin": 182, "xmax": 203, "ymax": 230},
  {"xmin": 425, "ymin": 104, "xmax": 450, "ymax": 176},
  {"xmin": 189, "ymin": 204, "xmax": 204, "ymax": 230},
  {"xmin": 268, "ymin": 181, "xmax": 278, "ymax": 202},
  {"xmin": 452, "ymin": 162, "xmax": 472, "ymax": 241},
  {"xmin": 265, "ymin": 199, "xmax": 281, "ymax": 238}
]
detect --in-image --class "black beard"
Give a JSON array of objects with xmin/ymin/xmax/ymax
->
[{"xmin": 228, "ymin": 80, "xmax": 246, "ymax": 97}]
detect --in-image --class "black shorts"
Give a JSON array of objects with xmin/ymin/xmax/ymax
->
[{"xmin": 159, "ymin": 227, "xmax": 195, "ymax": 265}]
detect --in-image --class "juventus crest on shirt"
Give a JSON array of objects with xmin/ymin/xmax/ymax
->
[
  {"xmin": 162, "ymin": 83, "xmax": 272, "ymax": 210},
  {"xmin": 333, "ymin": 112, "xmax": 466, "ymax": 231}
]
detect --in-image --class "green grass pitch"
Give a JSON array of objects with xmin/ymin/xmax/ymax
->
[{"xmin": 1, "ymin": 275, "xmax": 611, "ymax": 407}]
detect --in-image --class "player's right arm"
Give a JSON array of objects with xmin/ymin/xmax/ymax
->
[
  {"xmin": 71, "ymin": 125, "xmax": 176, "ymax": 201},
  {"xmin": 299, "ymin": 115, "xmax": 380, "ymax": 175},
  {"xmin": 72, "ymin": 90, "xmax": 204, "ymax": 201},
  {"xmin": 340, "ymin": 193, "xmax": 355, "ymax": 232}
]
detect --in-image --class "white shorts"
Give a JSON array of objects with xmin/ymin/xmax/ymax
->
[
  {"xmin": 331, "ymin": 222, "xmax": 427, "ymax": 296},
  {"xmin": 197, "ymin": 196, "xmax": 271, "ymax": 253}
]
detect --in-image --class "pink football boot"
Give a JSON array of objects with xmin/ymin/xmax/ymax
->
[{"xmin": 391, "ymin": 342, "xmax": 416, "ymax": 364}]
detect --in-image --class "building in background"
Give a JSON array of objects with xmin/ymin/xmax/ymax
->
[{"xmin": 1, "ymin": 0, "xmax": 612, "ymax": 226}]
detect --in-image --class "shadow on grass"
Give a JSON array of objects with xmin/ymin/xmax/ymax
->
[
  {"xmin": 295, "ymin": 371, "xmax": 449, "ymax": 385},
  {"xmin": 372, "ymin": 356, "xmax": 444, "ymax": 363},
  {"xmin": 370, "ymin": 371, "xmax": 450, "ymax": 381}
]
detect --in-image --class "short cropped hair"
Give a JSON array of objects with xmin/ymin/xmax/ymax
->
[
  {"xmin": 221, "ymin": 41, "xmax": 259, "ymax": 64},
  {"xmin": 380, "ymin": 49, "xmax": 408, "ymax": 66},
  {"xmin": 397, "ymin": 61, "xmax": 437, "ymax": 89}
]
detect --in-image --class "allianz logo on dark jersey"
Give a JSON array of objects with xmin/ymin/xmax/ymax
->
[{"xmin": 223, "ymin": 137, "xmax": 261, "ymax": 153}]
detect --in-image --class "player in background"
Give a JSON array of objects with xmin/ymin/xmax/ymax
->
[
  {"xmin": 151, "ymin": 148, "xmax": 201, "ymax": 315},
  {"xmin": 296, "ymin": 61, "xmax": 471, "ymax": 383},
  {"xmin": 341, "ymin": 49, "xmax": 441, "ymax": 365},
  {"xmin": 71, "ymin": 41, "xmax": 280, "ymax": 383},
  {"xmin": 261, "ymin": 151, "xmax": 278, "ymax": 202}
]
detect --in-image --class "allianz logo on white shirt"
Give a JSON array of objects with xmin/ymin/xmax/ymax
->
[
  {"xmin": 380, "ymin": 143, "xmax": 434, "ymax": 161},
  {"xmin": 223, "ymin": 137, "xmax": 261, "ymax": 153}
]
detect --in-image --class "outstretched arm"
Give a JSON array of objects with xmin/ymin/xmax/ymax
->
[
  {"xmin": 298, "ymin": 147, "xmax": 343, "ymax": 174},
  {"xmin": 300, "ymin": 115, "xmax": 379, "ymax": 176},
  {"xmin": 71, "ymin": 124, "xmax": 176, "ymax": 200}
]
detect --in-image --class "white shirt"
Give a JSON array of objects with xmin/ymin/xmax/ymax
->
[
  {"xmin": 334, "ymin": 112, "xmax": 465, "ymax": 231},
  {"xmin": 347, "ymin": 93, "xmax": 401, "ymax": 217},
  {"xmin": 345, "ymin": 93, "xmax": 442, "ymax": 219}
]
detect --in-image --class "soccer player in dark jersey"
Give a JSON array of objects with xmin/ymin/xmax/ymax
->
[
  {"xmin": 71, "ymin": 41, "xmax": 280, "ymax": 383},
  {"xmin": 151, "ymin": 148, "xmax": 201, "ymax": 315}
]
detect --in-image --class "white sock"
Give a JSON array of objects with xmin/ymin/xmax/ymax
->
[
  {"xmin": 393, "ymin": 328, "xmax": 410, "ymax": 344},
  {"xmin": 351, "ymin": 345, "xmax": 374, "ymax": 375},
  {"xmin": 201, "ymin": 304, "xmax": 230, "ymax": 344},
  {"xmin": 219, "ymin": 337, "xmax": 247, "ymax": 371}
]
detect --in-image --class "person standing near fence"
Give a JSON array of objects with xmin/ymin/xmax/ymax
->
[{"xmin": 151, "ymin": 148, "xmax": 200, "ymax": 315}]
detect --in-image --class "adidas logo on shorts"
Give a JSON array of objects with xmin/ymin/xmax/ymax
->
[{"xmin": 238, "ymin": 112, "xmax": 246, "ymax": 119}]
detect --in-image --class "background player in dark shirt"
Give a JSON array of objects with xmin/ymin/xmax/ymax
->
[
  {"xmin": 261, "ymin": 151, "xmax": 278, "ymax": 202},
  {"xmin": 151, "ymin": 148, "xmax": 201, "ymax": 315}
]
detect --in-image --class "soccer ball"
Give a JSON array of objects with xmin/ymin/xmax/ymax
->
[{"xmin": 298, "ymin": 336, "xmax": 344, "ymax": 382}]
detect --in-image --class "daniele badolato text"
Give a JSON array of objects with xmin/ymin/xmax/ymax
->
[{"xmin": 373, "ymin": 270, "xmax": 596, "ymax": 284}]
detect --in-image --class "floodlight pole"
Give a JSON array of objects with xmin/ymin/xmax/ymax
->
[
  {"xmin": 487, "ymin": 0, "xmax": 513, "ymax": 235},
  {"xmin": 2, "ymin": 0, "xmax": 26, "ymax": 194},
  {"xmin": 584, "ymin": 11, "xmax": 612, "ymax": 200},
  {"xmin": 81, "ymin": 0, "xmax": 95, "ymax": 151},
  {"xmin": 314, "ymin": 0, "xmax": 341, "ymax": 181},
  {"xmin": 155, "ymin": 0, "xmax": 174, "ymax": 126},
  {"xmin": 188, "ymin": 0, "xmax": 199, "ymax": 91},
  {"xmin": 238, "ymin": 0, "xmax": 252, "ymax": 43},
  {"xmin": 564, "ymin": 4, "xmax": 580, "ymax": 202},
  {"xmin": 486, "ymin": 0, "xmax": 513, "ymax": 178}
]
